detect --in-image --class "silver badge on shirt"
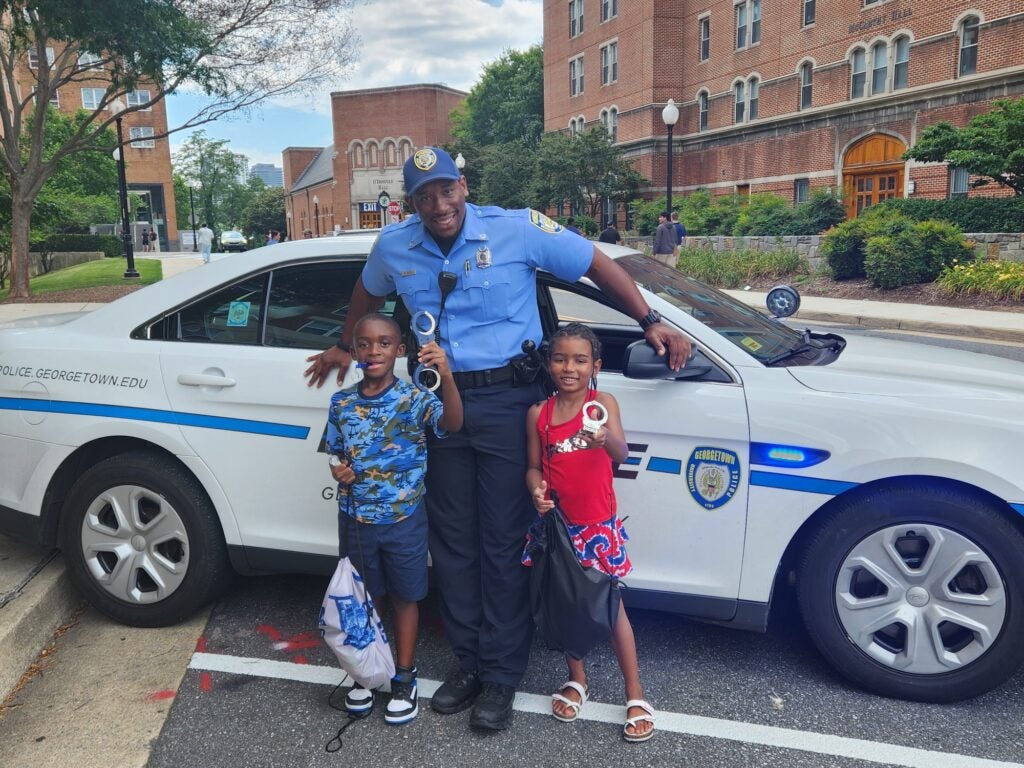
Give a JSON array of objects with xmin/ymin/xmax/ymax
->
[{"xmin": 475, "ymin": 246, "xmax": 492, "ymax": 268}]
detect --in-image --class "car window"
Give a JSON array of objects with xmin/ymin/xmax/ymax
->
[
  {"xmin": 265, "ymin": 262, "xmax": 383, "ymax": 350},
  {"xmin": 175, "ymin": 275, "xmax": 268, "ymax": 345},
  {"xmin": 549, "ymin": 287, "xmax": 635, "ymax": 327}
]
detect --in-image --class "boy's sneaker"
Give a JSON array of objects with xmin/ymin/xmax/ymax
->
[
  {"xmin": 344, "ymin": 682, "xmax": 374, "ymax": 714},
  {"xmin": 385, "ymin": 666, "xmax": 418, "ymax": 725}
]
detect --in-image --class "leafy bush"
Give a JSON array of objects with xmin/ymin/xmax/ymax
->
[
  {"xmin": 913, "ymin": 220, "xmax": 974, "ymax": 281},
  {"xmin": 558, "ymin": 214, "xmax": 598, "ymax": 236},
  {"xmin": 792, "ymin": 189, "xmax": 847, "ymax": 235},
  {"xmin": 864, "ymin": 233, "xmax": 921, "ymax": 288},
  {"xmin": 879, "ymin": 197, "xmax": 1024, "ymax": 233},
  {"xmin": 937, "ymin": 257, "xmax": 1024, "ymax": 300},
  {"xmin": 676, "ymin": 245, "xmax": 807, "ymax": 288},
  {"xmin": 733, "ymin": 194, "xmax": 797, "ymax": 236},
  {"xmin": 33, "ymin": 233, "xmax": 123, "ymax": 258},
  {"xmin": 821, "ymin": 207, "xmax": 914, "ymax": 279}
]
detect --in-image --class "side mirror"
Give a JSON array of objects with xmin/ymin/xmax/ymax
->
[
  {"xmin": 766, "ymin": 285, "xmax": 801, "ymax": 318},
  {"xmin": 622, "ymin": 339, "xmax": 719, "ymax": 381}
]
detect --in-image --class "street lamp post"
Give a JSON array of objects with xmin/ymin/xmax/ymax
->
[
  {"xmin": 455, "ymin": 152, "xmax": 466, "ymax": 172},
  {"xmin": 109, "ymin": 98, "xmax": 139, "ymax": 278},
  {"xmin": 661, "ymin": 98, "xmax": 679, "ymax": 218},
  {"xmin": 188, "ymin": 185, "xmax": 198, "ymax": 252},
  {"xmin": 313, "ymin": 194, "xmax": 320, "ymax": 237}
]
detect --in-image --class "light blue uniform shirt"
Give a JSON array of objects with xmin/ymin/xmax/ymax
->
[{"xmin": 361, "ymin": 204, "xmax": 594, "ymax": 372}]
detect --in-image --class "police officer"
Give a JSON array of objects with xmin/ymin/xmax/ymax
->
[{"xmin": 305, "ymin": 147, "xmax": 689, "ymax": 731}]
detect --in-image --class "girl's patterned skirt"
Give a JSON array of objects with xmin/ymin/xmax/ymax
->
[{"xmin": 522, "ymin": 513, "xmax": 632, "ymax": 579}]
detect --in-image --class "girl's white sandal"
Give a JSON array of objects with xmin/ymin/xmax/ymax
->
[
  {"xmin": 551, "ymin": 681, "xmax": 588, "ymax": 722},
  {"xmin": 623, "ymin": 698, "xmax": 655, "ymax": 742}
]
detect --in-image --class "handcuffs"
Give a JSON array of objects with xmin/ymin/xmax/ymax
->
[
  {"xmin": 580, "ymin": 400, "xmax": 608, "ymax": 435},
  {"xmin": 411, "ymin": 311, "xmax": 441, "ymax": 392}
]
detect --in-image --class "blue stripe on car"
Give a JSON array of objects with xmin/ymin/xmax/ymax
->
[
  {"xmin": 1010, "ymin": 503, "xmax": 1024, "ymax": 517},
  {"xmin": 647, "ymin": 457, "xmax": 682, "ymax": 474},
  {"xmin": 749, "ymin": 470, "xmax": 858, "ymax": 495},
  {"xmin": 0, "ymin": 397, "xmax": 310, "ymax": 440}
]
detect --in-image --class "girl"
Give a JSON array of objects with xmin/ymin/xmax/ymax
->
[{"xmin": 522, "ymin": 322, "xmax": 654, "ymax": 743}]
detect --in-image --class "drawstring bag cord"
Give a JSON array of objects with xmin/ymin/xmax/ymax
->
[{"xmin": 324, "ymin": 462, "xmax": 374, "ymax": 753}]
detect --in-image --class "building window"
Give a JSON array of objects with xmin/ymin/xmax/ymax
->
[
  {"xmin": 600, "ymin": 41, "xmax": 618, "ymax": 85},
  {"xmin": 570, "ymin": 56, "xmax": 584, "ymax": 96},
  {"xmin": 735, "ymin": 3, "xmax": 747, "ymax": 49},
  {"xmin": 400, "ymin": 140, "xmax": 413, "ymax": 163},
  {"xmin": 699, "ymin": 16, "xmax": 710, "ymax": 62},
  {"xmin": 799, "ymin": 63, "xmax": 813, "ymax": 110},
  {"xmin": 748, "ymin": 77, "xmax": 759, "ymax": 120},
  {"xmin": 570, "ymin": 0, "xmax": 584, "ymax": 38},
  {"xmin": 803, "ymin": 0, "xmax": 815, "ymax": 26},
  {"xmin": 699, "ymin": 91, "xmax": 709, "ymax": 131},
  {"xmin": 48, "ymin": 90, "xmax": 59, "ymax": 107},
  {"xmin": 850, "ymin": 49, "xmax": 866, "ymax": 98},
  {"xmin": 751, "ymin": 0, "xmax": 761, "ymax": 44},
  {"xmin": 794, "ymin": 178, "xmax": 810, "ymax": 203},
  {"xmin": 949, "ymin": 166, "xmax": 969, "ymax": 198},
  {"xmin": 734, "ymin": 81, "xmax": 745, "ymax": 123},
  {"xmin": 384, "ymin": 141, "xmax": 397, "ymax": 166},
  {"xmin": 352, "ymin": 144, "xmax": 364, "ymax": 168},
  {"xmin": 959, "ymin": 16, "xmax": 979, "ymax": 77},
  {"xmin": 368, "ymin": 143, "xmax": 378, "ymax": 166},
  {"xmin": 601, "ymin": 0, "xmax": 617, "ymax": 22},
  {"xmin": 27, "ymin": 46, "xmax": 55, "ymax": 69},
  {"xmin": 602, "ymin": 196, "xmax": 616, "ymax": 227},
  {"xmin": 608, "ymin": 107, "xmax": 618, "ymax": 141},
  {"xmin": 577, "ymin": 117, "xmax": 586, "ymax": 134},
  {"xmin": 129, "ymin": 126, "xmax": 155, "ymax": 148},
  {"xmin": 126, "ymin": 89, "xmax": 152, "ymax": 110},
  {"xmin": 871, "ymin": 42, "xmax": 888, "ymax": 94},
  {"xmin": 77, "ymin": 51, "xmax": 102, "ymax": 70},
  {"xmin": 893, "ymin": 36, "xmax": 910, "ymax": 90},
  {"xmin": 81, "ymin": 88, "xmax": 106, "ymax": 110}
]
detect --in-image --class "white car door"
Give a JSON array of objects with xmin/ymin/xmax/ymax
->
[
  {"xmin": 544, "ymin": 284, "xmax": 751, "ymax": 619},
  {"xmin": 159, "ymin": 260, "xmax": 368, "ymax": 562}
]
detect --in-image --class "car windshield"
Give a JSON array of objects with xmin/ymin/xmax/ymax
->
[
  {"xmin": 223, "ymin": 231, "xmax": 242, "ymax": 238},
  {"xmin": 616, "ymin": 254, "xmax": 806, "ymax": 364}
]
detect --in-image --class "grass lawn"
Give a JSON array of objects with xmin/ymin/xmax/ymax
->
[{"xmin": 0, "ymin": 257, "xmax": 161, "ymax": 301}]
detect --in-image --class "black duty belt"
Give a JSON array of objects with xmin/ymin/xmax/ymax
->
[{"xmin": 452, "ymin": 363, "xmax": 516, "ymax": 390}]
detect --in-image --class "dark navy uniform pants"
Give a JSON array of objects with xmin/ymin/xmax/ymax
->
[{"xmin": 426, "ymin": 380, "xmax": 544, "ymax": 688}]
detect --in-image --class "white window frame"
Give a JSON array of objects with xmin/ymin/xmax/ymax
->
[
  {"xmin": 748, "ymin": 77, "xmax": 759, "ymax": 120},
  {"xmin": 600, "ymin": 41, "xmax": 618, "ymax": 85},
  {"xmin": 949, "ymin": 166, "xmax": 969, "ymax": 199},
  {"xmin": 735, "ymin": 0, "xmax": 760, "ymax": 49},
  {"xmin": 27, "ymin": 46, "xmax": 55, "ymax": 69},
  {"xmin": 959, "ymin": 17, "xmax": 979, "ymax": 77},
  {"xmin": 81, "ymin": 87, "xmax": 106, "ymax": 110},
  {"xmin": 870, "ymin": 42, "xmax": 888, "ymax": 95},
  {"xmin": 570, "ymin": 55, "xmax": 584, "ymax": 96},
  {"xmin": 803, "ymin": 0, "xmax": 815, "ymax": 27},
  {"xmin": 126, "ymin": 89, "xmax": 152, "ymax": 111},
  {"xmin": 570, "ymin": 0, "xmax": 584, "ymax": 38},
  {"xmin": 698, "ymin": 91, "xmax": 709, "ymax": 131},
  {"xmin": 77, "ymin": 51, "xmax": 102, "ymax": 70},
  {"xmin": 129, "ymin": 126, "xmax": 155, "ymax": 149},
  {"xmin": 799, "ymin": 62, "xmax": 813, "ymax": 110},
  {"xmin": 893, "ymin": 36, "xmax": 910, "ymax": 90},
  {"xmin": 699, "ymin": 16, "xmax": 710, "ymax": 62},
  {"xmin": 48, "ymin": 90, "xmax": 59, "ymax": 108},
  {"xmin": 850, "ymin": 49, "xmax": 867, "ymax": 99},
  {"xmin": 735, "ymin": 2, "xmax": 748, "ymax": 49},
  {"xmin": 734, "ymin": 81, "xmax": 745, "ymax": 123},
  {"xmin": 795, "ymin": 178, "xmax": 810, "ymax": 203},
  {"xmin": 608, "ymin": 106, "xmax": 618, "ymax": 141},
  {"xmin": 601, "ymin": 0, "xmax": 617, "ymax": 23},
  {"xmin": 751, "ymin": 0, "xmax": 761, "ymax": 44}
]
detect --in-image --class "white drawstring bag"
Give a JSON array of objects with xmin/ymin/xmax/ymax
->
[{"xmin": 319, "ymin": 557, "xmax": 395, "ymax": 689}]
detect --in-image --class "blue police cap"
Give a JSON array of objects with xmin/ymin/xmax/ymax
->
[{"xmin": 403, "ymin": 147, "xmax": 461, "ymax": 196}]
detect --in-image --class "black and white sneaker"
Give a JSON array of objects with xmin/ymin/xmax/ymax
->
[
  {"xmin": 344, "ymin": 682, "xmax": 374, "ymax": 714},
  {"xmin": 385, "ymin": 666, "xmax": 418, "ymax": 725}
]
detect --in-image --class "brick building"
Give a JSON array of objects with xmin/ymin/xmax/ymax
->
[
  {"xmin": 283, "ymin": 84, "xmax": 466, "ymax": 240},
  {"xmin": 544, "ymin": 0, "xmax": 1024, "ymax": 224},
  {"xmin": 12, "ymin": 43, "xmax": 178, "ymax": 248}
]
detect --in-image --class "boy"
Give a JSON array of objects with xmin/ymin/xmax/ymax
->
[{"xmin": 325, "ymin": 312, "xmax": 463, "ymax": 724}]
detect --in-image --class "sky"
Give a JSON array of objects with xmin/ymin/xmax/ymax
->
[{"xmin": 166, "ymin": 0, "xmax": 544, "ymax": 168}]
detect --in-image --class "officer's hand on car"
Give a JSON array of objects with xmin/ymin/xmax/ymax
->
[
  {"xmin": 644, "ymin": 323, "xmax": 692, "ymax": 371},
  {"xmin": 305, "ymin": 344, "xmax": 352, "ymax": 388}
]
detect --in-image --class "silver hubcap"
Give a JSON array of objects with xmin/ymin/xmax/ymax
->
[
  {"xmin": 80, "ymin": 485, "xmax": 190, "ymax": 605},
  {"xmin": 835, "ymin": 523, "xmax": 1005, "ymax": 674}
]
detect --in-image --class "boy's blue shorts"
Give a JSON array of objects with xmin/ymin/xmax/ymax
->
[{"xmin": 338, "ymin": 503, "xmax": 428, "ymax": 602}]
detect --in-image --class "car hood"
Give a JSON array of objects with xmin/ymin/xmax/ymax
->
[
  {"xmin": 787, "ymin": 334, "xmax": 1024, "ymax": 399},
  {"xmin": 0, "ymin": 311, "xmax": 92, "ymax": 331}
]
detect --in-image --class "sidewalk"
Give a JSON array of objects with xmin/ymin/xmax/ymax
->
[{"xmin": 2, "ymin": 266, "xmax": 1023, "ymax": 703}]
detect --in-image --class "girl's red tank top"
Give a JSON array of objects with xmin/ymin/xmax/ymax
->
[{"xmin": 538, "ymin": 391, "xmax": 617, "ymax": 525}]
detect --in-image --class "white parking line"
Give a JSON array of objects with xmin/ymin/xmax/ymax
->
[{"xmin": 189, "ymin": 652, "xmax": 1022, "ymax": 768}]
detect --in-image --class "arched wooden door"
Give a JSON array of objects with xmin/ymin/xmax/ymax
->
[{"xmin": 842, "ymin": 134, "xmax": 906, "ymax": 218}]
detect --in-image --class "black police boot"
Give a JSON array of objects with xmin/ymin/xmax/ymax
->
[
  {"xmin": 430, "ymin": 668, "xmax": 481, "ymax": 714},
  {"xmin": 469, "ymin": 682, "xmax": 515, "ymax": 731}
]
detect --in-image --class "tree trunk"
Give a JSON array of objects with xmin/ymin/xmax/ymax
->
[{"xmin": 9, "ymin": 188, "xmax": 33, "ymax": 299}]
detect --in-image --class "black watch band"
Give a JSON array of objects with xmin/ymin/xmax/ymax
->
[{"xmin": 638, "ymin": 309, "xmax": 662, "ymax": 331}]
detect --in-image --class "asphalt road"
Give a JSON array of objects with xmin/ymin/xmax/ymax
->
[{"xmin": 147, "ymin": 573, "xmax": 1023, "ymax": 768}]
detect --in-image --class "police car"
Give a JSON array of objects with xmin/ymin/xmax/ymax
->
[{"xmin": 1, "ymin": 233, "xmax": 1022, "ymax": 704}]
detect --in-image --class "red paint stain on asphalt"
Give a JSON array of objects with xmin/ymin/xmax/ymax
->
[
  {"xmin": 199, "ymin": 672, "xmax": 213, "ymax": 693},
  {"xmin": 257, "ymin": 624, "xmax": 283, "ymax": 642},
  {"xmin": 292, "ymin": 655, "xmax": 308, "ymax": 665},
  {"xmin": 148, "ymin": 690, "xmax": 176, "ymax": 701},
  {"xmin": 195, "ymin": 636, "xmax": 207, "ymax": 653}
]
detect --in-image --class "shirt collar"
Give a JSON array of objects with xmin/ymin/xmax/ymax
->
[{"xmin": 406, "ymin": 203, "xmax": 489, "ymax": 253}]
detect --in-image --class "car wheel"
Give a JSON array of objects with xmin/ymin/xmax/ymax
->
[
  {"xmin": 60, "ymin": 452, "xmax": 232, "ymax": 627},
  {"xmin": 797, "ymin": 482, "xmax": 1024, "ymax": 702}
]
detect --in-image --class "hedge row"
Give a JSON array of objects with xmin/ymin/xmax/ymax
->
[
  {"xmin": 878, "ymin": 196, "xmax": 1024, "ymax": 233},
  {"xmin": 31, "ymin": 233, "xmax": 124, "ymax": 258}
]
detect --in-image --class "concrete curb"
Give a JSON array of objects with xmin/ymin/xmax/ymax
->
[{"xmin": 0, "ymin": 554, "xmax": 82, "ymax": 703}]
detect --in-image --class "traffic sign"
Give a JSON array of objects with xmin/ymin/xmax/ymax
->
[{"xmin": 388, "ymin": 200, "xmax": 401, "ymax": 223}]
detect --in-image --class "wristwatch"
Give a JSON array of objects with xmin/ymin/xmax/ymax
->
[
  {"xmin": 638, "ymin": 309, "xmax": 662, "ymax": 331},
  {"xmin": 328, "ymin": 454, "xmax": 343, "ymax": 468}
]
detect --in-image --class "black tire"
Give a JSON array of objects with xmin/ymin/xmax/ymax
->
[
  {"xmin": 60, "ymin": 452, "xmax": 232, "ymax": 627},
  {"xmin": 797, "ymin": 482, "xmax": 1024, "ymax": 702}
]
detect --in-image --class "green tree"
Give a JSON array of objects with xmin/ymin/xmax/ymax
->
[
  {"xmin": 903, "ymin": 97, "xmax": 1024, "ymax": 196},
  {"xmin": 0, "ymin": 0, "xmax": 359, "ymax": 298},
  {"xmin": 476, "ymin": 141, "xmax": 537, "ymax": 209},
  {"xmin": 172, "ymin": 131, "xmax": 247, "ymax": 233},
  {"xmin": 240, "ymin": 186, "xmax": 287, "ymax": 242},
  {"xmin": 451, "ymin": 45, "xmax": 544, "ymax": 148},
  {"xmin": 533, "ymin": 128, "xmax": 646, "ymax": 220}
]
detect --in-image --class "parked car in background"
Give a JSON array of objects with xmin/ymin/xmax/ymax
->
[
  {"xmin": 219, "ymin": 230, "xmax": 248, "ymax": 252},
  {"xmin": 1, "ymin": 234, "xmax": 1023, "ymax": 704}
]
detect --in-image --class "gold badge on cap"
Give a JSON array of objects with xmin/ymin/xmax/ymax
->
[{"xmin": 413, "ymin": 148, "xmax": 437, "ymax": 171}]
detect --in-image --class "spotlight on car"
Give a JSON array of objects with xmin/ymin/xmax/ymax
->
[{"xmin": 766, "ymin": 284, "xmax": 801, "ymax": 319}]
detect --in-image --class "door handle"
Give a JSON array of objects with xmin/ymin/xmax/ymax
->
[{"xmin": 177, "ymin": 373, "xmax": 237, "ymax": 388}]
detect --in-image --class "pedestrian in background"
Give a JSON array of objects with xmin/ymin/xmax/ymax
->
[
  {"xmin": 197, "ymin": 223, "xmax": 214, "ymax": 264},
  {"xmin": 652, "ymin": 212, "xmax": 676, "ymax": 267},
  {"xmin": 598, "ymin": 223, "xmax": 621, "ymax": 245},
  {"xmin": 566, "ymin": 217, "xmax": 583, "ymax": 236},
  {"xmin": 671, "ymin": 212, "xmax": 686, "ymax": 260}
]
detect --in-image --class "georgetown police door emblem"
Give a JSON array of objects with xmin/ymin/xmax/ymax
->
[{"xmin": 686, "ymin": 447, "xmax": 741, "ymax": 509}]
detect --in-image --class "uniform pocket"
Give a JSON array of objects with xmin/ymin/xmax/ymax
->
[
  {"xmin": 393, "ymin": 272, "xmax": 434, "ymax": 311},
  {"xmin": 462, "ymin": 270, "xmax": 512, "ymax": 321}
]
